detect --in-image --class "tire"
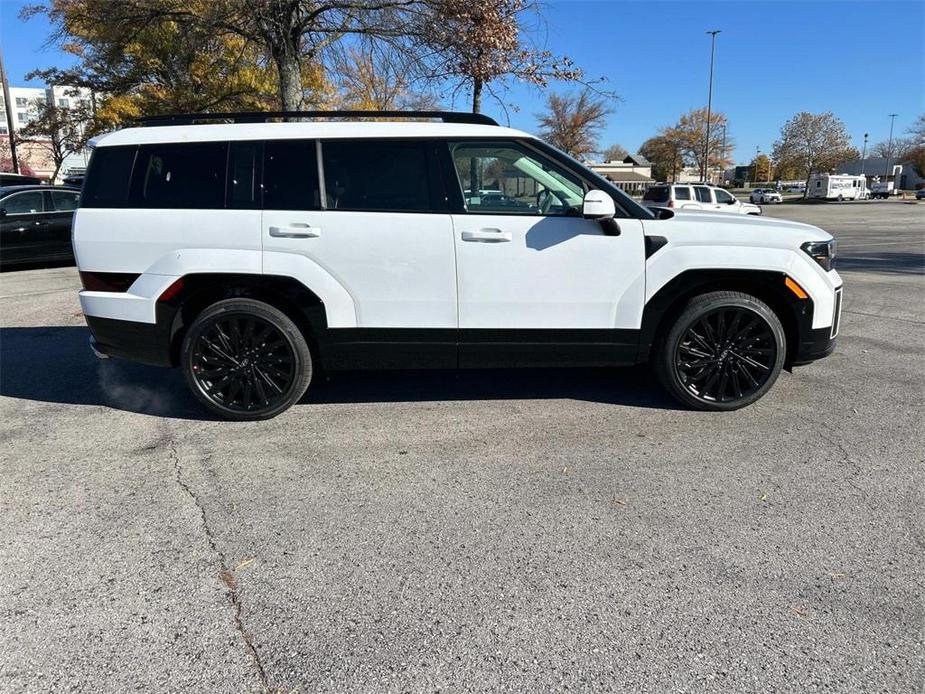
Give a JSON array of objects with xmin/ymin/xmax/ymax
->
[
  {"xmin": 655, "ymin": 291, "xmax": 786, "ymax": 411},
  {"xmin": 181, "ymin": 298, "xmax": 312, "ymax": 421}
]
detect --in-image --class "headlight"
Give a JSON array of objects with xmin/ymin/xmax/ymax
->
[{"xmin": 801, "ymin": 240, "xmax": 836, "ymax": 271}]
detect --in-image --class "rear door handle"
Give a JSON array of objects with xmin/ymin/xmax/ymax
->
[
  {"xmin": 461, "ymin": 228, "xmax": 512, "ymax": 243},
  {"xmin": 269, "ymin": 224, "xmax": 321, "ymax": 238}
]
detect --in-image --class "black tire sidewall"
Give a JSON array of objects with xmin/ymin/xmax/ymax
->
[
  {"xmin": 181, "ymin": 299, "xmax": 312, "ymax": 421},
  {"xmin": 658, "ymin": 292, "xmax": 786, "ymax": 411}
]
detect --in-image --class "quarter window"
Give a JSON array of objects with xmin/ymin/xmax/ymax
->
[
  {"xmin": 321, "ymin": 140, "xmax": 432, "ymax": 212},
  {"xmin": 82, "ymin": 146, "xmax": 136, "ymax": 207},
  {"xmin": 1, "ymin": 191, "xmax": 44, "ymax": 214},
  {"xmin": 131, "ymin": 142, "xmax": 227, "ymax": 208},
  {"xmin": 263, "ymin": 140, "xmax": 320, "ymax": 210},
  {"xmin": 450, "ymin": 142, "xmax": 584, "ymax": 215}
]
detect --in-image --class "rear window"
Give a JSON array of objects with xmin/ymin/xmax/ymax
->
[
  {"xmin": 322, "ymin": 140, "xmax": 432, "ymax": 212},
  {"xmin": 642, "ymin": 186, "xmax": 669, "ymax": 203},
  {"xmin": 82, "ymin": 146, "xmax": 136, "ymax": 207},
  {"xmin": 130, "ymin": 142, "xmax": 227, "ymax": 209},
  {"xmin": 674, "ymin": 186, "xmax": 692, "ymax": 201}
]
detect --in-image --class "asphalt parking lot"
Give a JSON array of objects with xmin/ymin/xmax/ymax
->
[{"xmin": 1, "ymin": 201, "xmax": 923, "ymax": 692}]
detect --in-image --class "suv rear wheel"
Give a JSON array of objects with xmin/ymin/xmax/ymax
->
[
  {"xmin": 181, "ymin": 298, "xmax": 312, "ymax": 420},
  {"xmin": 656, "ymin": 291, "xmax": 786, "ymax": 411}
]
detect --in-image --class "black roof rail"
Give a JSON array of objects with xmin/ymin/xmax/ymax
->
[{"xmin": 135, "ymin": 110, "xmax": 499, "ymax": 127}]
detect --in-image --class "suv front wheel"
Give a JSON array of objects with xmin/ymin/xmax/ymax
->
[
  {"xmin": 181, "ymin": 298, "xmax": 312, "ymax": 420},
  {"xmin": 656, "ymin": 291, "xmax": 786, "ymax": 410}
]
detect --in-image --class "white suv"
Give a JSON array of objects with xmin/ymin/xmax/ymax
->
[
  {"xmin": 643, "ymin": 183, "xmax": 762, "ymax": 215},
  {"xmin": 75, "ymin": 111, "xmax": 842, "ymax": 420}
]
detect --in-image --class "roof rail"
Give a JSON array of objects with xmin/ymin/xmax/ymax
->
[{"xmin": 135, "ymin": 110, "xmax": 499, "ymax": 127}]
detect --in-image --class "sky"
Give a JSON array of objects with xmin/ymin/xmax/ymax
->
[{"xmin": 1, "ymin": 0, "xmax": 923, "ymax": 164}]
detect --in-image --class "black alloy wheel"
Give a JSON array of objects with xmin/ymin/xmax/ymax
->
[
  {"xmin": 182, "ymin": 299, "xmax": 312, "ymax": 420},
  {"xmin": 657, "ymin": 291, "xmax": 786, "ymax": 411}
]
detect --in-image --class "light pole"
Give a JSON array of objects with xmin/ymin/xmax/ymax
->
[
  {"xmin": 884, "ymin": 113, "xmax": 898, "ymax": 185},
  {"xmin": 702, "ymin": 29, "xmax": 721, "ymax": 182},
  {"xmin": 860, "ymin": 132, "xmax": 868, "ymax": 176}
]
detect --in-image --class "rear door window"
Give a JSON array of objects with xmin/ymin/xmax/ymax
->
[
  {"xmin": 51, "ymin": 190, "xmax": 81, "ymax": 211},
  {"xmin": 263, "ymin": 140, "xmax": 321, "ymax": 210},
  {"xmin": 694, "ymin": 186, "xmax": 713, "ymax": 203},
  {"xmin": 642, "ymin": 186, "xmax": 669, "ymax": 203},
  {"xmin": 131, "ymin": 142, "xmax": 227, "ymax": 208},
  {"xmin": 321, "ymin": 140, "xmax": 434, "ymax": 212},
  {"xmin": 674, "ymin": 186, "xmax": 692, "ymax": 201}
]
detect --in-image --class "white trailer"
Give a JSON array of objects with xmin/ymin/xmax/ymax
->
[{"xmin": 807, "ymin": 173, "xmax": 868, "ymax": 201}]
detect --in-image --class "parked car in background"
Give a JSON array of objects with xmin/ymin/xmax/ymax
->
[
  {"xmin": 643, "ymin": 183, "xmax": 762, "ymax": 215},
  {"xmin": 915, "ymin": 189, "xmax": 925, "ymax": 200},
  {"xmin": 0, "ymin": 172, "xmax": 43, "ymax": 187},
  {"xmin": 62, "ymin": 174, "xmax": 85, "ymax": 187},
  {"xmin": 749, "ymin": 189, "xmax": 783, "ymax": 204},
  {"xmin": 0, "ymin": 185, "xmax": 81, "ymax": 269}
]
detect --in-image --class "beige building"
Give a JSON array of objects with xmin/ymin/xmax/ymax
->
[{"xmin": 588, "ymin": 154, "xmax": 655, "ymax": 195}]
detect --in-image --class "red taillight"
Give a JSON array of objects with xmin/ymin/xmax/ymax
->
[
  {"xmin": 79, "ymin": 271, "xmax": 140, "ymax": 293},
  {"xmin": 667, "ymin": 199, "xmax": 674, "ymax": 208}
]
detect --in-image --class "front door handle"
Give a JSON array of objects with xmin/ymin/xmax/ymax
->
[
  {"xmin": 269, "ymin": 224, "xmax": 321, "ymax": 238},
  {"xmin": 461, "ymin": 228, "xmax": 512, "ymax": 243}
]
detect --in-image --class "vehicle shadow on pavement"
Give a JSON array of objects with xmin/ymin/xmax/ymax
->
[
  {"xmin": 0, "ymin": 326, "xmax": 680, "ymax": 418},
  {"xmin": 836, "ymin": 251, "xmax": 924, "ymax": 275}
]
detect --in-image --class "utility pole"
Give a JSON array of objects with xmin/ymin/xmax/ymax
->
[
  {"xmin": 0, "ymin": 44, "xmax": 20, "ymax": 174},
  {"xmin": 702, "ymin": 30, "xmax": 721, "ymax": 182},
  {"xmin": 884, "ymin": 113, "xmax": 898, "ymax": 184}
]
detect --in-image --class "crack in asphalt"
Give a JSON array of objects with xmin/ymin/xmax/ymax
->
[
  {"xmin": 815, "ymin": 431, "xmax": 869, "ymax": 503},
  {"xmin": 168, "ymin": 444, "xmax": 270, "ymax": 692}
]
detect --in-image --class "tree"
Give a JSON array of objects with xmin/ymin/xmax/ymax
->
[
  {"xmin": 416, "ymin": 0, "xmax": 596, "ymax": 113},
  {"xmin": 908, "ymin": 114, "xmax": 925, "ymax": 143},
  {"xmin": 18, "ymin": 97, "xmax": 92, "ymax": 181},
  {"xmin": 536, "ymin": 90, "xmax": 611, "ymax": 159},
  {"xmin": 772, "ymin": 111, "xmax": 852, "ymax": 196},
  {"xmin": 871, "ymin": 137, "xmax": 916, "ymax": 159},
  {"xmin": 671, "ymin": 108, "xmax": 733, "ymax": 179},
  {"xmin": 334, "ymin": 44, "xmax": 439, "ymax": 111},
  {"xmin": 0, "ymin": 136, "xmax": 36, "ymax": 176},
  {"xmin": 639, "ymin": 134, "xmax": 683, "ymax": 182},
  {"xmin": 26, "ymin": 0, "xmax": 414, "ymax": 113},
  {"xmin": 750, "ymin": 153, "xmax": 771, "ymax": 183},
  {"xmin": 601, "ymin": 143, "xmax": 628, "ymax": 162}
]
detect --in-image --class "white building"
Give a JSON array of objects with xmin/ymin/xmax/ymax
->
[{"xmin": 1, "ymin": 85, "xmax": 95, "ymax": 181}]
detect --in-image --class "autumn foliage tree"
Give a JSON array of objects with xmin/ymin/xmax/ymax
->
[
  {"xmin": 18, "ymin": 97, "xmax": 93, "ymax": 180},
  {"xmin": 669, "ymin": 107, "xmax": 733, "ymax": 179},
  {"xmin": 772, "ymin": 112, "xmax": 853, "ymax": 196},
  {"xmin": 536, "ymin": 90, "xmax": 611, "ymax": 159},
  {"xmin": 639, "ymin": 134, "xmax": 683, "ymax": 182},
  {"xmin": 417, "ymin": 0, "xmax": 593, "ymax": 113}
]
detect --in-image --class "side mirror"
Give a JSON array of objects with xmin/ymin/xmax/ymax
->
[
  {"xmin": 726, "ymin": 198, "xmax": 737, "ymax": 205},
  {"xmin": 582, "ymin": 189, "xmax": 616, "ymax": 219}
]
